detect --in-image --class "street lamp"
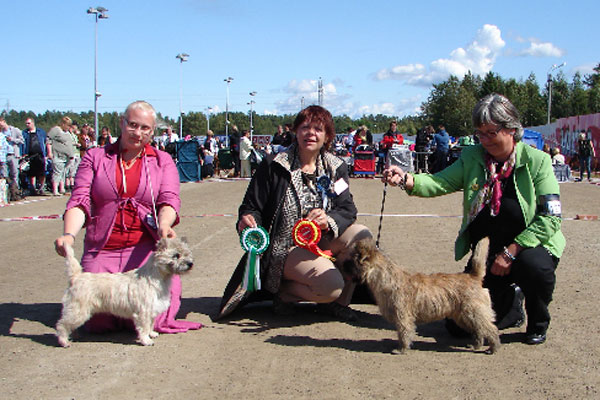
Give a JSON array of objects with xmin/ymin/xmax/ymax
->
[
  {"xmin": 248, "ymin": 91, "xmax": 257, "ymax": 139},
  {"xmin": 224, "ymin": 77, "xmax": 234, "ymax": 138},
  {"xmin": 205, "ymin": 106, "xmax": 213, "ymax": 133},
  {"xmin": 176, "ymin": 53, "xmax": 189, "ymax": 139},
  {"xmin": 547, "ymin": 62, "xmax": 566, "ymax": 125},
  {"xmin": 86, "ymin": 6, "xmax": 109, "ymax": 141}
]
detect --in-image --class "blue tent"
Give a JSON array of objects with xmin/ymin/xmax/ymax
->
[{"xmin": 522, "ymin": 129, "xmax": 544, "ymax": 150}]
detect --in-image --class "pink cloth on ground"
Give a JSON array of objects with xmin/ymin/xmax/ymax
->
[{"xmin": 81, "ymin": 239, "xmax": 202, "ymax": 333}]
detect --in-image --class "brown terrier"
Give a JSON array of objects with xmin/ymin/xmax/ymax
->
[{"xmin": 343, "ymin": 237, "xmax": 499, "ymax": 354}]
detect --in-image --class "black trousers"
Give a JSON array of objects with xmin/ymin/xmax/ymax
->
[
  {"xmin": 483, "ymin": 246, "xmax": 558, "ymax": 335},
  {"xmin": 231, "ymin": 150, "xmax": 240, "ymax": 175},
  {"xmin": 432, "ymin": 150, "xmax": 448, "ymax": 173}
]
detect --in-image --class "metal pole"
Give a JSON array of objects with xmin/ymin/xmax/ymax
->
[
  {"xmin": 546, "ymin": 62, "xmax": 566, "ymax": 125},
  {"xmin": 249, "ymin": 102, "xmax": 253, "ymax": 136},
  {"xmin": 248, "ymin": 91, "xmax": 257, "ymax": 141},
  {"xmin": 225, "ymin": 81, "xmax": 230, "ymax": 136},
  {"xmin": 547, "ymin": 74, "xmax": 552, "ymax": 125},
  {"xmin": 179, "ymin": 60, "xmax": 183, "ymax": 139},
  {"xmin": 94, "ymin": 13, "xmax": 98, "ymax": 140}
]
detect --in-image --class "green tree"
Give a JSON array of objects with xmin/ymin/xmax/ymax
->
[
  {"xmin": 520, "ymin": 74, "xmax": 546, "ymax": 126},
  {"xmin": 570, "ymin": 72, "xmax": 589, "ymax": 116},
  {"xmin": 550, "ymin": 72, "xmax": 570, "ymax": 120},
  {"xmin": 479, "ymin": 71, "xmax": 505, "ymax": 98}
]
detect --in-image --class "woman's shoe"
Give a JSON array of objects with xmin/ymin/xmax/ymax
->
[
  {"xmin": 525, "ymin": 333, "xmax": 547, "ymax": 345},
  {"xmin": 316, "ymin": 302, "xmax": 358, "ymax": 322},
  {"xmin": 496, "ymin": 284, "xmax": 526, "ymax": 330}
]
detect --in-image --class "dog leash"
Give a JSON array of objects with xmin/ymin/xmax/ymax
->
[
  {"xmin": 375, "ymin": 182, "xmax": 387, "ymax": 248},
  {"xmin": 376, "ymin": 155, "xmax": 393, "ymax": 248}
]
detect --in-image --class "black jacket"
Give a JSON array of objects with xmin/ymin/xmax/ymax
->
[{"xmin": 214, "ymin": 146, "xmax": 357, "ymax": 319}]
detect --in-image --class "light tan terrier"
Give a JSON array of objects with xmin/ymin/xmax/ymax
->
[
  {"xmin": 56, "ymin": 237, "xmax": 194, "ymax": 347},
  {"xmin": 343, "ymin": 237, "xmax": 499, "ymax": 354}
]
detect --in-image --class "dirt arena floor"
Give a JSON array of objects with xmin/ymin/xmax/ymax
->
[{"xmin": 1, "ymin": 177, "xmax": 599, "ymax": 399}]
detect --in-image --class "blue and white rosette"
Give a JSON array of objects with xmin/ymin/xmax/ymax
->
[
  {"xmin": 240, "ymin": 226, "xmax": 270, "ymax": 292},
  {"xmin": 316, "ymin": 175, "xmax": 335, "ymax": 210}
]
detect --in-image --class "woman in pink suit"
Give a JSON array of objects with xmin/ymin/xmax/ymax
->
[{"xmin": 54, "ymin": 101, "xmax": 201, "ymax": 334}]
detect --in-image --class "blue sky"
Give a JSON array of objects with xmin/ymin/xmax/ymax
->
[{"xmin": 2, "ymin": 0, "xmax": 598, "ymax": 121}]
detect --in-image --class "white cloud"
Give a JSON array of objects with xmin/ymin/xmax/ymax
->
[
  {"xmin": 519, "ymin": 41, "xmax": 565, "ymax": 57},
  {"xmin": 574, "ymin": 63, "xmax": 596, "ymax": 76},
  {"xmin": 357, "ymin": 102, "xmax": 397, "ymax": 116},
  {"xmin": 374, "ymin": 24, "xmax": 505, "ymax": 86},
  {"xmin": 274, "ymin": 79, "xmax": 422, "ymax": 118},
  {"xmin": 274, "ymin": 78, "xmax": 351, "ymax": 115}
]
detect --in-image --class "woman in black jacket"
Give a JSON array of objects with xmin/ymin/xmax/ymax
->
[{"xmin": 215, "ymin": 106, "xmax": 371, "ymax": 321}]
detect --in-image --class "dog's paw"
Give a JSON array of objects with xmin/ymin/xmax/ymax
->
[
  {"xmin": 391, "ymin": 347, "xmax": 407, "ymax": 355},
  {"xmin": 57, "ymin": 337, "xmax": 71, "ymax": 348},
  {"xmin": 485, "ymin": 344, "xmax": 499, "ymax": 354},
  {"xmin": 149, "ymin": 331, "xmax": 159, "ymax": 338},
  {"xmin": 138, "ymin": 337, "xmax": 155, "ymax": 346}
]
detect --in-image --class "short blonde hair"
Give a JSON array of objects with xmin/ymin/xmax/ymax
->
[
  {"xmin": 124, "ymin": 101, "xmax": 157, "ymax": 124},
  {"xmin": 60, "ymin": 116, "xmax": 72, "ymax": 129}
]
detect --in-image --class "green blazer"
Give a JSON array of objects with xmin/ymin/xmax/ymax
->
[{"xmin": 410, "ymin": 141, "xmax": 565, "ymax": 261}]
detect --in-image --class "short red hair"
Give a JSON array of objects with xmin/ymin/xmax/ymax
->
[{"xmin": 292, "ymin": 105, "xmax": 336, "ymax": 150}]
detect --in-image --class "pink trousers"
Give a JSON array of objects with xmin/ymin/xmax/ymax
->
[{"xmin": 81, "ymin": 239, "xmax": 202, "ymax": 334}]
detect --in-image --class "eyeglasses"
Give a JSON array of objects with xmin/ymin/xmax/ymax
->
[
  {"xmin": 124, "ymin": 119, "xmax": 154, "ymax": 135},
  {"xmin": 474, "ymin": 125, "xmax": 503, "ymax": 138}
]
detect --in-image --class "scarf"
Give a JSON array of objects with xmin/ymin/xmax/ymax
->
[{"xmin": 467, "ymin": 147, "xmax": 516, "ymax": 225}]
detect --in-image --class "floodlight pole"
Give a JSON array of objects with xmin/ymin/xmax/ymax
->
[
  {"xmin": 224, "ymin": 77, "xmax": 234, "ymax": 138},
  {"xmin": 176, "ymin": 53, "xmax": 189, "ymax": 139},
  {"xmin": 87, "ymin": 6, "xmax": 109, "ymax": 141},
  {"xmin": 547, "ymin": 62, "xmax": 566, "ymax": 125},
  {"xmin": 248, "ymin": 91, "xmax": 257, "ymax": 140}
]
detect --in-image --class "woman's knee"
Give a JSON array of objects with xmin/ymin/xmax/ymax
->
[
  {"xmin": 284, "ymin": 248, "xmax": 345, "ymax": 302},
  {"xmin": 312, "ymin": 268, "xmax": 345, "ymax": 302}
]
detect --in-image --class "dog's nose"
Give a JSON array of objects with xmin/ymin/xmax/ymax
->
[{"xmin": 186, "ymin": 261, "xmax": 194, "ymax": 270}]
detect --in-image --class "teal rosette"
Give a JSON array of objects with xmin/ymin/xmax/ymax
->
[{"xmin": 240, "ymin": 226, "xmax": 270, "ymax": 292}]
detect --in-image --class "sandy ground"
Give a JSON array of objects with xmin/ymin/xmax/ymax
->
[{"xmin": 1, "ymin": 177, "xmax": 599, "ymax": 399}]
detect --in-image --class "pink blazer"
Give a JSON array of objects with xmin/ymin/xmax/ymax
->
[{"xmin": 66, "ymin": 141, "xmax": 181, "ymax": 253}]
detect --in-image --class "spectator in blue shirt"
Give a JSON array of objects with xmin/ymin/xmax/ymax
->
[
  {"xmin": 432, "ymin": 125, "xmax": 450, "ymax": 173},
  {"xmin": 22, "ymin": 118, "xmax": 49, "ymax": 195}
]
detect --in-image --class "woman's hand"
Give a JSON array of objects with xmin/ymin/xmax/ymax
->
[
  {"xmin": 491, "ymin": 244, "xmax": 521, "ymax": 276},
  {"xmin": 382, "ymin": 165, "xmax": 405, "ymax": 186},
  {"xmin": 54, "ymin": 234, "xmax": 75, "ymax": 257},
  {"xmin": 158, "ymin": 225, "xmax": 177, "ymax": 239},
  {"xmin": 238, "ymin": 213, "xmax": 257, "ymax": 233},
  {"xmin": 157, "ymin": 206, "xmax": 178, "ymax": 239},
  {"xmin": 306, "ymin": 208, "xmax": 329, "ymax": 230},
  {"xmin": 382, "ymin": 165, "xmax": 414, "ymax": 190},
  {"xmin": 490, "ymin": 254, "xmax": 512, "ymax": 276}
]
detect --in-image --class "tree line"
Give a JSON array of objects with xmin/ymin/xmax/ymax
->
[{"xmin": 4, "ymin": 63, "xmax": 599, "ymax": 140}]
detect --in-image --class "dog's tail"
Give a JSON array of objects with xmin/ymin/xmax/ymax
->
[
  {"xmin": 469, "ymin": 237, "xmax": 490, "ymax": 280},
  {"xmin": 64, "ymin": 244, "xmax": 82, "ymax": 283}
]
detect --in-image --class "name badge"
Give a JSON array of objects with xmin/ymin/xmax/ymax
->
[{"xmin": 333, "ymin": 178, "xmax": 349, "ymax": 195}]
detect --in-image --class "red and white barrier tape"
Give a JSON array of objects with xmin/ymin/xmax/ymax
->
[
  {"xmin": 0, "ymin": 214, "xmax": 62, "ymax": 222},
  {"xmin": 1, "ymin": 212, "xmax": 593, "ymax": 222},
  {"xmin": 0, "ymin": 196, "xmax": 53, "ymax": 208}
]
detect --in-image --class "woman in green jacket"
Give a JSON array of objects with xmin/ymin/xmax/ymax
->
[{"xmin": 383, "ymin": 93, "xmax": 565, "ymax": 345}]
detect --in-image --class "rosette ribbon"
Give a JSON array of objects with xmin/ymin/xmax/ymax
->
[
  {"xmin": 316, "ymin": 175, "xmax": 336, "ymax": 210},
  {"xmin": 292, "ymin": 219, "xmax": 335, "ymax": 261},
  {"xmin": 240, "ymin": 226, "xmax": 270, "ymax": 292}
]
